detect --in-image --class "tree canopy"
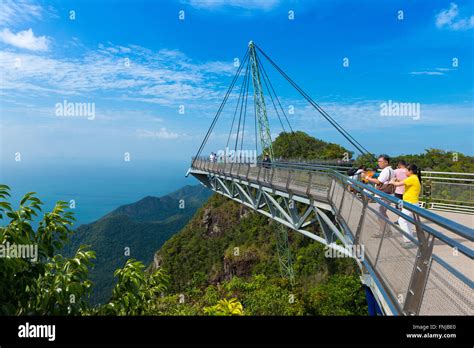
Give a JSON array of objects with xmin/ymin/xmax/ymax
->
[{"xmin": 272, "ymin": 131, "xmax": 353, "ymax": 161}]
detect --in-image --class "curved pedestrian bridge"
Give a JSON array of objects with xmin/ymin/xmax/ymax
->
[{"xmin": 189, "ymin": 158, "xmax": 474, "ymax": 316}]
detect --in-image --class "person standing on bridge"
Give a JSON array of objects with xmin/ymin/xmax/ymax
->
[
  {"xmin": 390, "ymin": 164, "xmax": 422, "ymax": 248},
  {"xmin": 394, "ymin": 160, "xmax": 408, "ymax": 201},
  {"xmin": 361, "ymin": 154, "xmax": 395, "ymax": 232},
  {"xmin": 262, "ymin": 153, "xmax": 272, "ymax": 181}
]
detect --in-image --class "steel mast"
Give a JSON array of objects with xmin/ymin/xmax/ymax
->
[
  {"xmin": 248, "ymin": 41, "xmax": 274, "ymax": 159},
  {"xmin": 248, "ymin": 41, "xmax": 294, "ymax": 284}
]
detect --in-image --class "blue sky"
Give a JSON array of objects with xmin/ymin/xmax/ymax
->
[{"xmin": 1, "ymin": 0, "xmax": 473, "ymax": 169}]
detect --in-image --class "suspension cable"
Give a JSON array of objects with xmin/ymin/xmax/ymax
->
[
  {"xmin": 255, "ymin": 44, "xmax": 375, "ymax": 160},
  {"xmin": 234, "ymin": 61, "xmax": 250, "ymax": 152},
  {"xmin": 192, "ymin": 49, "xmax": 249, "ymax": 165},
  {"xmin": 255, "ymin": 54, "xmax": 291, "ymax": 133},
  {"xmin": 226, "ymin": 55, "xmax": 250, "ymax": 150},
  {"xmin": 256, "ymin": 52, "xmax": 309, "ymax": 159},
  {"xmin": 256, "ymin": 55, "xmax": 287, "ymax": 133},
  {"xmin": 254, "ymin": 91, "xmax": 258, "ymax": 156},
  {"xmin": 240, "ymin": 62, "xmax": 250, "ymax": 152}
]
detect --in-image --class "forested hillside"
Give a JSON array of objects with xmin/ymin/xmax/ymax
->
[
  {"xmin": 149, "ymin": 193, "xmax": 366, "ymax": 315},
  {"xmin": 2, "ymin": 132, "xmax": 472, "ymax": 316},
  {"xmin": 147, "ymin": 133, "xmax": 367, "ymax": 315},
  {"xmin": 64, "ymin": 185, "xmax": 212, "ymax": 304},
  {"xmin": 272, "ymin": 131, "xmax": 353, "ymax": 160}
]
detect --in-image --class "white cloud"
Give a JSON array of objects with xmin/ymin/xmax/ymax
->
[
  {"xmin": 137, "ymin": 128, "xmax": 180, "ymax": 139},
  {"xmin": 410, "ymin": 71, "xmax": 445, "ymax": 76},
  {"xmin": 0, "ymin": 28, "xmax": 49, "ymax": 51},
  {"xmin": 0, "ymin": 43, "xmax": 236, "ymax": 106},
  {"xmin": 0, "ymin": 0, "xmax": 45, "ymax": 26},
  {"xmin": 182, "ymin": 0, "xmax": 280, "ymax": 10},
  {"xmin": 450, "ymin": 16, "xmax": 474, "ymax": 30},
  {"xmin": 410, "ymin": 67, "xmax": 454, "ymax": 76},
  {"xmin": 289, "ymin": 99, "xmax": 473, "ymax": 131},
  {"xmin": 199, "ymin": 61, "xmax": 237, "ymax": 75},
  {"xmin": 435, "ymin": 3, "xmax": 474, "ymax": 30}
]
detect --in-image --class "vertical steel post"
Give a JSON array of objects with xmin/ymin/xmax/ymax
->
[
  {"xmin": 248, "ymin": 41, "xmax": 294, "ymax": 283},
  {"xmin": 403, "ymin": 213, "xmax": 435, "ymax": 315},
  {"xmin": 248, "ymin": 41, "xmax": 274, "ymax": 160}
]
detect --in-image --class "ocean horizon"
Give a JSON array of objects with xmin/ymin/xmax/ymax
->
[{"xmin": 0, "ymin": 159, "xmax": 198, "ymax": 227}]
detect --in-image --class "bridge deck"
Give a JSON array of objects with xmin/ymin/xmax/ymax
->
[
  {"xmin": 381, "ymin": 209, "xmax": 472, "ymax": 315},
  {"xmin": 190, "ymin": 160, "xmax": 474, "ymax": 315},
  {"xmin": 426, "ymin": 210, "xmax": 473, "ymax": 231}
]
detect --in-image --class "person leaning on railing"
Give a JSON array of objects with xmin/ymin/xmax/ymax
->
[
  {"xmin": 361, "ymin": 154, "xmax": 395, "ymax": 233},
  {"xmin": 390, "ymin": 164, "xmax": 422, "ymax": 248},
  {"xmin": 394, "ymin": 160, "xmax": 408, "ymax": 201}
]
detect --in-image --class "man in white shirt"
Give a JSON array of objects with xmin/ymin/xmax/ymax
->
[{"xmin": 361, "ymin": 154, "xmax": 394, "ymax": 234}]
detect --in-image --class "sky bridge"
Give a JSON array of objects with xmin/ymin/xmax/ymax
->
[{"xmin": 187, "ymin": 42, "xmax": 473, "ymax": 316}]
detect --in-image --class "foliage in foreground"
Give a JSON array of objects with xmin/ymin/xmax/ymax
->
[
  {"xmin": 0, "ymin": 185, "xmax": 95, "ymax": 315},
  {"xmin": 98, "ymin": 259, "xmax": 169, "ymax": 315},
  {"xmin": 204, "ymin": 298, "xmax": 244, "ymax": 316},
  {"xmin": 0, "ymin": 185, "xmax": 365, "ymax": 316},
  {"xmin": 0, "ymin": 186, "xmax": 169, "ymax": 316}
]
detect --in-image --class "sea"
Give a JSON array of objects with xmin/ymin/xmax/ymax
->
[{"xmin": 0, "ymin": 159, "xmax": 197, "ymax": 228}]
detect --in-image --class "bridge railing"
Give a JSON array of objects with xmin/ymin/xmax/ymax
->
[
  {"xmin": 420, "ymin": 171, "xmax": 474, "ymax": 214},
  {"xmin": 190, "ymin": 158, "xmax": 474, "ymax": 315},
  {"xmin": 326, "ymin": 169, "xmax": 473, "ymax": 315}
]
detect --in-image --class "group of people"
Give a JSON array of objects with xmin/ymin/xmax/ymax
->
[
  {"xmin": 357, "ymin": 154, "xmax": 422, "ymax": 248},
  {"xmin": 209, "ymin": 152, "xmax": 217, "ymax": 162},
  {"xmin": 206, "ymin": 150, "xmax": 421, "ymax": 247}
]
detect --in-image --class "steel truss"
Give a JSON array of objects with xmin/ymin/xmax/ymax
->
[{"xmin": 189, "ymin": 159, "xmax": 474, "ymax": 316}]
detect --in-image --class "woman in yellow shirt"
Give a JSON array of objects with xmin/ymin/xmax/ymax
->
[{"xmin": 390, "ymin": 164, "xmax": 422, "ymax": 248}]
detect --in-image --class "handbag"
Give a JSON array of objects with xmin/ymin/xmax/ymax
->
[{"xmin": 376, "ymin": 169, "xmax": 395, "ymax": 194}]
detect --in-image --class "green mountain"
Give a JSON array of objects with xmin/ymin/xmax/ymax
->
[
  {"xmin": 150, "ymin": 193, "xmax": 366, "ymax": 315},
  {"xmin": 65, "ymin": 184, "xmax": 212, "ymax": 304},
  {"xmin": 148, "ymin": 133, "xmax": 368, "ymax": 315},
  {"xmin": 147, "ymin": 136, "xmax": 474, "ymax": 315},
  {"xmin": 4, "ymin": 130, "xmax": 471, "ymax": 316},
  {"xmin": 272, "ymin": 131, "xmax": 353, "ymax": 160}
]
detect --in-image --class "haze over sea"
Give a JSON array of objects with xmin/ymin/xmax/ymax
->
[{"xmin": 1, "ymin": 159, "xmax": 195, "ymax": 227}]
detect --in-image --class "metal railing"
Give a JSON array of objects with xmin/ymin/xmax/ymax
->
[
  {"xmin": 190, "ymin": 158, "xmax": 474, "ymax": 315},
  {"xmin": 421, "ymin": 171, "xmax": 474, "ymax": 214}
]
